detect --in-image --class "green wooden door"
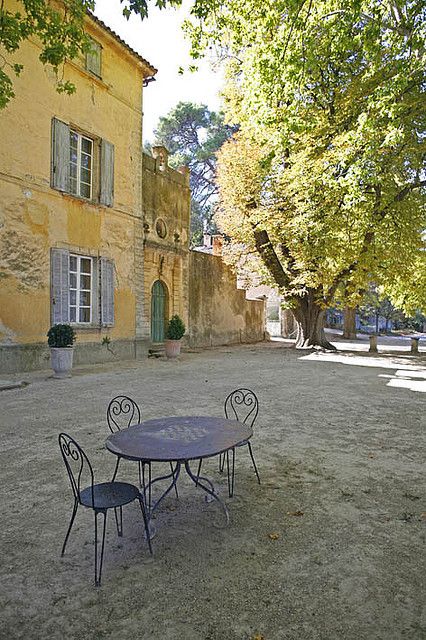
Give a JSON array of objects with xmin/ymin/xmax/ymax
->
[{"xmin": 151, "ymin": 280, "xmax": 166, "ymax": 342}]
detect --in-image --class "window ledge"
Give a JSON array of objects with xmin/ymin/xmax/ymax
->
[
  {"xmin": 67, "ymin": 59, "xmax": 110, "ymax": 91},
  {"xmin": 61, "ymin": 192, "xmax": 103, "ymax": 209},
  {"xmin": 71, "ymin": 324, "xmax": 102, "ymax": 332}
]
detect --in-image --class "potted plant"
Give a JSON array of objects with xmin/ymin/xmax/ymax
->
[
  {"xmin": 47, "ymin": 324, "xmax": 76, "ymax": 378},
  {"xmin": 164, "ymin": 315, "xmax": 186, "ymax": 359}
]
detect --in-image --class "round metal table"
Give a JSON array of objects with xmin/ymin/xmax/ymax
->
[{"xmin": 106, "ymin": 416, "xmax": 252, "ymax": 527}]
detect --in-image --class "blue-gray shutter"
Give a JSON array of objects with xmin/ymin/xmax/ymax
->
[
  {"xmin": 51, "ymin": 118, "xmax": 70, "ymax": 192},
  {"xmin": 51, "ymin": 248, "xmax": 70, "ymax": 323},
  {"xmin": 100, "ymin": 257, "xmax": 114, "ymax": 326},
  {"xmin": 100, "ymin": 140, "xmax": 114, "ymax": 207}
]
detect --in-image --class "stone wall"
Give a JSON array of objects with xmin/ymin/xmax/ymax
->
[{"xmin": 188, "ymin": 252, "xmax": 265, "ymax": 347}]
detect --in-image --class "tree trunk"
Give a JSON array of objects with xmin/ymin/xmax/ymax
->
[
  {"xmin": 292, "ymin": 292, "xmax": 336, "ymax": 350},
  {"xmin": 281, "ymin": 308, "xmax": 297, "ymax": 338},
  {"xmin": 343, "ymin": 307, "xmax": 357, "ymax": 339}
]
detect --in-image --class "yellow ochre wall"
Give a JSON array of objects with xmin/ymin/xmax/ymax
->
[{"xmin": 0, "ymin": 7, "xmax": 148, "ymax": 349}]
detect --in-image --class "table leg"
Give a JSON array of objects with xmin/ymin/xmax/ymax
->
[
  {"xmin": 184, "ymin": 461, "xmax": 229, "ymax": 526},
  {"xmin": 146, "ymin": 462, "xmax": 182, "ymax": 521}
]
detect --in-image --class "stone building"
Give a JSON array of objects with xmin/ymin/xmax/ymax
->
[
  {"xmin": 0, "ymin": 4, "xmax": 265, "ymax": 374},
  {"xmin": 141, "ymin": 147, "xmax": 190, "ymax": 344}
]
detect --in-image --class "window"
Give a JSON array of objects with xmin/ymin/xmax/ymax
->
[
  {"xmin": 51, "ymin": 118, "xmax": 114, "ymax": 207},
  {"xmin": 86, "ymin": 39, "xmax": 102, "ymax": 78},
  {"xmin": 51, "ymin": 248, "xmax": 114, "ymax": 327},
  {"xmin": 70, "ymin": 131, "xmax": 93, "ymax": 199},
  {"xmin": 69, "ymin": 254, "xmax": 93, "ymax": 323}
]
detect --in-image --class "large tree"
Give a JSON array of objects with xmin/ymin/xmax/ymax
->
[
  {"xmin": 153, "ymin": 102, "xmax": 234, "ymax": 244},
  {"xmin": 205, "ymin": 1, "xmax": 426, "ymax": 349}
]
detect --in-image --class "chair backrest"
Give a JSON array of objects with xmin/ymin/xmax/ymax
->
[
  {"xmin": 224, "ymin": 388, "xmax": 259, "ymax": 429},
  {"xmin": 58, "ymin": 433, "xmax": 95, "ymax": 507},
  {"xmin": 106, "ymin": 395, "xmax": 141, "ymax": 433}
]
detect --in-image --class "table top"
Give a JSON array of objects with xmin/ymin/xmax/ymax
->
[{"xmin": 105, "ymin": 415, "xmax": 252, "ymax": 462}]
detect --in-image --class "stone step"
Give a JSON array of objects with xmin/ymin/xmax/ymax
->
[{"xmin": 148, "ymin": 346, "xmax": 165, "ymax": 358}]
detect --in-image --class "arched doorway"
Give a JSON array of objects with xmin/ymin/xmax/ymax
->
[{"xmin": 151, "ymin": 280, "xmax": 168, "ymax": 342}]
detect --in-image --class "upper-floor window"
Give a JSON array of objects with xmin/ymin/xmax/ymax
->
[
  {"xmin": 70, "ymin": 131, "xmax": 93, "ymax": 199},
  {"xmin": 86, "ymin": 39, "xmax": 102, "ymax": 78},
  {"xmin": 51, "ymin": 118, "xmax": 114, "ymax": 207}
]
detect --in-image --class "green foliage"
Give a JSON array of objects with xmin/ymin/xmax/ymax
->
[
  {"xmin": 47, "ymin": 324, "xmax": 76, "ymax": 348},
  {"xmin": 165, "ymin": 314, "xmax": 186, "ymax": 340},
  {"xmin": 152, "ymin": 101, "xmax": 235, "ymax": 243},
  {"xmin": 211, "ymin": 1, "xmax": 425, "ymax": 322}
]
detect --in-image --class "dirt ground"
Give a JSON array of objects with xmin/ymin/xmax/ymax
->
[{"xmin": 0, "ymin": 339, "xmax": 425, "ymax": 640}]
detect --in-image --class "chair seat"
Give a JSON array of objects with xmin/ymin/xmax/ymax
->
[
  {"xmin": 80, "ymin": 482, "xmax": 140, "ymax": 510},
  {"xmin": 236, "ymin": 438, "xmax": 249, "ymax": 447}
]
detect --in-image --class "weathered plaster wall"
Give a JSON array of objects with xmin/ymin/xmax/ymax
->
[
  {"xmin": 0, "ymin": 8, "xmax": 147, "ymax": 363},
  {"xmin": 141, "ymin": 153, "xmax": 190, "ymax": 340},
  {"xmin": 188, "ymin": 252, "xmax": 265, "ymax": 347}
]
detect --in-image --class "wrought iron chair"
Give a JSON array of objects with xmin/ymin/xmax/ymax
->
[
  {"xmin": 196, "ymin": 388, "xmax": 260, "ymax": 497},
  {"xmin": 221, "ymin": 388, "xmax": 261, "ymax": 497},
  {"xmin": 107, "ymin": 395, "xmax": 178, "ymax": 502},
  {"xmin": 58, "ymin": 432, "xmax": 152, "ymax": 587}
]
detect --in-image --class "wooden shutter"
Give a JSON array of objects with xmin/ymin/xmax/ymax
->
[
  {"xmin": 51, "ymin": 248, "xmax": 70, "ymax": 323},
  {"xmin": 100, "ymin": 140, "xmax": 114, "ymax": 207},
  {"xmin": 100, "ymin": 257, "xmax": 115, "ymax": 326},
  {"xmin": 51, "ymin": 118, "xmax": 70, "ymax": 192},
  {"xmin": 86, "ymin": 39, "xmax": 102, "ymax": 77}
]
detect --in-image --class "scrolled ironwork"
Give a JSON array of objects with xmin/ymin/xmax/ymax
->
[
  {"xmin": 106, "ymin": 395, "xmax": 141, "ymax": 433},
  {"xmin": 59, "ymin": 432, "xmax": 95, "ymax": 506},
  {"xmin": 224, "ymin": 388, "xmax": 259, "ymax": 428}
]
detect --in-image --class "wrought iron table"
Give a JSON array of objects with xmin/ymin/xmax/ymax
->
[{"xmin": 105, "ymin": 416, "xmax": 252, "ymax": 528}]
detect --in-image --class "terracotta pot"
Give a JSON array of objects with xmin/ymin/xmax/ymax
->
[
  {"xmin": 164, "ymin": 339, "xmax": 181, "ymax": 359},
  {"xmin": 50, "ymin": 347, "xmax": 74, "ymax": 378}
]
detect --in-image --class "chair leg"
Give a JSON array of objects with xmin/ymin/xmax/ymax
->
[
  {"xmin": 114, "ymin": 506, "xmax": 123, "ymax": 537},
  {"xmin": 195, "ymin": 459, "xmax": 202, "ymax": 486},
  {"xmin": 247, "ymin": 441, "xmax": 261, "ymax": 484},
  {"xmin": 170, "ymin": 462, "xmax": 179, "ymax": 498},
  {"xmin": 226, "ymin": 448, "xmax": 236, "ymax": 498},
  {"xmin": 219, "ymin": 453, "xmax": 225, "ymax": 473},
  {"xmin": 141, "ymin": 462, "xmax": 152, "ymax": 511},
  {"xmin": 112, "ymin": 457, "xmax": 121, "ymax": 482},
  {"xmin": 61, "ymin": 499, "xmax": 78, "ymax": 556},
  {"xmin": 94, "ymin": 510, "xmax": 107, "ymax": 587},
  {"xmin": 138, "ymin": 497, "xmax": 153, "ymax": 555}
]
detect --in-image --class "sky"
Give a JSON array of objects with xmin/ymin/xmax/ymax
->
[{"xmin": 93, "ymin": 0, "xmax": 223, "ymax": 142}]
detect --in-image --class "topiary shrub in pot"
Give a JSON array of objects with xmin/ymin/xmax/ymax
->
[
  {"xmin": 47, "ymin": 324, "xmax": 76, "ymax": 378},
  {"xmin": 164, "ymin": 315, "xmax": 185, "ymax": 359}
]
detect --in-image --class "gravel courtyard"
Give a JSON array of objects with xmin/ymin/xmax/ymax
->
[{"xmin": 0, "ymin": 340, "xmax": 425, "ymax": 640}]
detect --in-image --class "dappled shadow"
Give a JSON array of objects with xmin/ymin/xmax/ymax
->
[
  {"xmin": 299, "ymin": 350, "xmax": 425, "ymax": 371},
  {"xmin": 378, "ymin": 369, "xmax": 426, "ymax": 393},
  {"xmin": 299, "ymin": 351, "xmax": 426, "ymax": 393}
]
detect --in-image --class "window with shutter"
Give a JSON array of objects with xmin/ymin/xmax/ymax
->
[
  {"xmin": 86, "ymin": 39, "xmax": 102, "ymax": 78},
  {"xmin": 51, "ymin": 118, "xmax": 113, "ymax": 207}
]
